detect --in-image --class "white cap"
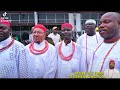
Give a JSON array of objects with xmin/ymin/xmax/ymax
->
[
  {"xmin": 52, "ymin": 26, "xmax": 57, "ymax": 30},
  {"xmin": 85, "ymin": 19, "xmax": 96, "ymax": 25}
]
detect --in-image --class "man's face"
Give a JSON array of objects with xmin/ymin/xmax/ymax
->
[
  {"xmin": 85, "ymin": 23, "xmax": 96, "ymax": 36},
  {"xmin": 32, "ymin": 28, "xmax": 46, "ymax": 43},
  {"xmin": 53, "ymin": 30, "xmax": 57, "ymax": 34},
  {"xmin": 61, "ymin": 27, "xmax": 72, "ymax": 40},
  {"xmin": 0, "ymin": 24, "xmax": 10, "ymax": 42},
  {"xmin": 98, "ymin": 13, "xmax": 120, "ymax": 39},
  {"xmin": 109, "ymin": 62, "xmax": 115, "ymax": 69}
]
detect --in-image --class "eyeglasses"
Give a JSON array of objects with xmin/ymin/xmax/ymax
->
[
  {"xmin": 33, "ymin": 31, "xmax": 45, "ymax": 35},
  {"xmin": 0, "ymin": 25, "xmax": 9, "ymax": 30}
]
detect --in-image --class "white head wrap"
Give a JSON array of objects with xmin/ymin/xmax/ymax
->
[{"xmin": 85, "ymin": 19, "xmax": 96, "ymax": 25}]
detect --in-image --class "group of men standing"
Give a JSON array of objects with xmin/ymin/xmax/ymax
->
[{"xmin": 0, "ymin": 12, "xmax": 120, "ymax": 78}]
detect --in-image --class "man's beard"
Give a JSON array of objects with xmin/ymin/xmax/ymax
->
[
  {"xmin": 109, "ymin": 66, "xmax": 114, "ymax": 69},
  {"xmin": 87, "ymin": 32, "xmax": 95, "ymax": 36},
  {"xmin": 63, "ymin": 36, "xmax": 72, "ymax": 41},
  {"xmin": 0, "ymin": 36, "xmax": 8, "ymax": 42}
]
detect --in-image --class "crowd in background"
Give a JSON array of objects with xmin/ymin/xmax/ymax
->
[{"xmin": 1, "ymin": 12, "xmax": 120, "ymax": 78}]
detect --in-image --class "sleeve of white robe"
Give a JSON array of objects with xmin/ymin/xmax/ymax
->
[
  {"xmin": 76, "ymin": 35, "xmax": 84, "ymax": 48},
  {"xmin": 43, "ymin": 46, "xmax": 57, "ymax": 78},
  {"xmin": 18, "ymin": 44, "xmax": 29, "ymax": 78},
  {"xmin": 80, "ymin": 51, "xmax": 88, "ymax": 72},
  {"xmin": 75, "ymin": 44, "xmax": 84, "ymax": 72},
  {"xmin": 103, "ymin": 69, "xmax": 108, "ymax": 78},
  {"xmin": 117, "ymin": 70, "xmax": 120, "ymax": 78},
  {"xmin": 76, "ymin": 37, "xmax": 81, "ymax": 46},
  {"xmin": 76, "ymin": 35, "xmax": 87, "ymax": 72},
  {"xmin": 119, "ymin": 71, "xmax": 120, "ymax": 78}
]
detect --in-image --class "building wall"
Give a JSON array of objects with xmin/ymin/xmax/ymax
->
[{"xmin": 0, "ymin": 11, "xmax": 105, "ymax": 39}]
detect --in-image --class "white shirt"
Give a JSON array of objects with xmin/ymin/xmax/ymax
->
[
  {"xmin": 104, "ymin": 68, "xmax": 120, "ymax": 78},
  {"xmin": 76, "ymin": 32, "xmax": 103, "ymax": 72},
  {"xmin": 48, "ymin": 33, "xmax": 61, "ymax": 45},
  {"xmin": 55, "ymin": 41, "xmax": 82, "ymax": 78},
  {"xmin": 88, "ymin": 40, "xmax": 120, "ymax": 73},
  {"xmin": 0, "ymin": 36, "xmax": 28, "ymax": 78},
  {"xmin": 25, "ymin": 40, "xmax": 57, "ymax": 78}
]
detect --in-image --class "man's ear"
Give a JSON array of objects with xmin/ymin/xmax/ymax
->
[
  {"xmin": 9, "ymin": 28, "xmax": 12, "ymax": 32},
  {"xmin": 9, "ymin": 28, "xmax": 12, "ymax": 35},
  {"xmin": 117, "ymin": 20, "xmax": 120, "ymax": 27}
]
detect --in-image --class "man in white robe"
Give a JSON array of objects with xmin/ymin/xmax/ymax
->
[
  {"xmin": 55, "ymin": 23, "xmax": 82, "ymax": 78},
  {"xmin": 88, "ymin": 12, "xmax": 120, "ymax": 76},
  {"xmin": 48, "ymin": 26, "xmax": 61, "ymax": 45},
  {"xmin": 76, "ymin": 19, "xmax": 103, "ymax": 72},
  {"xmin": 0, "ymin": 18, "xmax": 28, "ymax": 78},
  {"xmin": 104, "ymin": 60, "xmax": 120, "ymax": 78},
  {"xmin": 25, "ymin": 24, "xmax": 57, "ymax": 78}
]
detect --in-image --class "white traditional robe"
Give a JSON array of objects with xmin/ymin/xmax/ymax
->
[
  {"xmin": 76, "ymin": 32, "xmax": 103, "ymax": 72},
  {"xmin": 48, "ymin": 33, "xmax": 61, "ymax": 45},
  {"xmin": 0, "ymin": 36, "xmax": 28, "ymax": 78},
  {"xmin": 88, "ymin": 40, "xmax": 120, "ymax": 73},
  {"xmin": 55, "ymin": 41, "xmax": 82, "ymax": 78},
  {"xmin": 104, "ymin": 68, "xmax": 120, "ymax": 78},
  {"xmin": 25, "ymin": 40, "xmax": 57, "ymax": 78}
]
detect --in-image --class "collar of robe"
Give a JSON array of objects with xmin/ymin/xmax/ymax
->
[
  {"xmin": 29, "ymin": 40, "xmax": 49, "ymax": 55},
  {"xmin": 58, "ymin": 41, "xmax": 75, "ymax": 61},
  {"xmin": 104, "ymin": 37, "xmax": 120, "ymax": 43},
  {"xmin": 0, "ymin": 38, "xmax": 14, "ymax": 52}
]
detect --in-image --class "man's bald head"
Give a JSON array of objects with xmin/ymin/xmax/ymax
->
[
  {"xmin": 101, "ymin": 12, "xmax": 120, "ymax": 21},
  {"xmin": 99, "ymin": 12, "xmax": 120, "ymax": 41}
]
